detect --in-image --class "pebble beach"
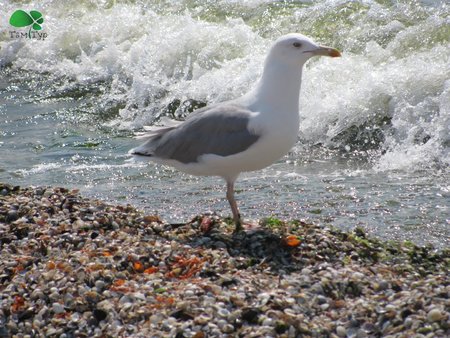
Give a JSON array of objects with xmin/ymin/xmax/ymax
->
[{"xmin": 0, "ymin": 183, "xmax": 448, "ymax": 337}]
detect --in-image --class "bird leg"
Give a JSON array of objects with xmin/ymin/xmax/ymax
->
[{"xmin": 226, "ymin": 181, "xmax": 242, "ymax": 232}]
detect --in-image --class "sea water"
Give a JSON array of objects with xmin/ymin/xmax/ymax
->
[{"xmin": 0, "ymin": 0, "xmax": 448, "ymax": 248}]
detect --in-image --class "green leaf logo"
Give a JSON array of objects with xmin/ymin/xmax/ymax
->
[{"xmin": 10, "ymin": 9, "xmax": 44, "ymax": 35}]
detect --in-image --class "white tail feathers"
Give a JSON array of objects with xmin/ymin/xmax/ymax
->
[{"xmin": 134, "ymin": 117, "xmax": 182, "ymax": 139}]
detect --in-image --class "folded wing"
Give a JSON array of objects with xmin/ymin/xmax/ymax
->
[{"xmin": 131, "ymin": 104, "xmax": 260, "ymax": 164}]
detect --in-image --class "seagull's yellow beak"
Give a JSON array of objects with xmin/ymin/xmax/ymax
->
[{"xmin": 313, "ymin": 46, "xmax": 342, "ymax": 57}]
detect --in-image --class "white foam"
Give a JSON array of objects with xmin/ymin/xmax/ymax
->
[
  {"xmin": 299, "ymin": 38, "xmax": 449, "ymax": 171},
  {"xmin": 16, "ymin": 163, "xmax": 61, "ymax": 175},
  {"xmin": 1, "ymin": 0, "xmax": 448, "ymax": 172}
]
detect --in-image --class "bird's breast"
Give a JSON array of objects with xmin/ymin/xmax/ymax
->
[{"xmin": 244, "ymin": 111, "xmax": 300, "ymax": 168}]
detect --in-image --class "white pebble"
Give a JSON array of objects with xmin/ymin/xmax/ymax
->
[
  {"xmin": 71, "ymin": 312, "xmax": 80, "ymax": 322},
  {"xmin": 262, "ymin": 317, "xmax": 274, "ymax": 326},
  {"xmin": 95, "ymin": 280, "xmax": 106, "ymax": 290},
  {"xmin": 52, "ymin": 302, "xmax": 65, "ymax": 314},
  {"xmin": 46, "ymin": 328, "xmax": 57, "ymax": 336},
  {"xmin": 133, "ymin": 292, "xmax": 146, "ymax": 301},
  {"xmin": 217, "ymin": 319, "xmax": 228, "ymax": 329},
  {"xmin": 49, "ymin": 292, "xmax": 60, "ymax": 302},
  {"xmin": 336, "ymin": 325, "xmax": 347, "ymax": 337},
  {"xmin": 36, "ymin": 306, "xmax": 48, "ymax": 320},
  {"xmin": 221, "ymin": 324, "xmax": 234, "ymax": 333},
  {"xmin": 301, "ymin": 268, "xmax": 312, "ymax": 275},
  {"xmin": 119, "ymin": 295, "xmax": 132, "ymax": 304},
  {"xmin": 320, "ymin": 303, "xmax": 330, "ymax": 310},
  {"xmin": 32, "ymin": 320, "xmax": 42, "ymax": 328},
  {"xmin": 184, "ymin": 290, "xmax": 195, "ymax": 297},
  {"xmin": 385, "ymin": 304, "xmax": 396, "ymax": 312},
  {"xmin": 427, "ymin": 308, "xmax": 443, "ymax": 322},
  {"xmin": 194, "ymin": 314, "xmax": 211, "ymax": 325},
  {"xmin": 217, "ymin": 308, "xmax": 230, "ymax": 318},
  {"xmin": 150, "ymin": 313, "xmax": 164, "ymax": 325},
  {"xmin": 352, "ymin": 272, "xmax": 364, "ymax": 279},
  {"xmin": 31, "ymin": 289, "xmax": 44, "ymax": 300}
]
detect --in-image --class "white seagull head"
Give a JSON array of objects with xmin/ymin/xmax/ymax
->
[{"xmin": 266, "ymin": 33, "xmax": 341, "ymax": 67}]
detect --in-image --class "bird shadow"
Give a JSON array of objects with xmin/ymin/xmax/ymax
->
[{"xmin": 163, "ymin": 216, "xmax": 306, "ymax": 273}]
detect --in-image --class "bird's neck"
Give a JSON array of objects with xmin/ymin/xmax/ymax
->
[{"xmin": 246, "ymin": 60, "xmax": 303, "ymax": 114}]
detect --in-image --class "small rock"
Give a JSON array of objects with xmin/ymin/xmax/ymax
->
[
  {"xmin": 221, "ymin": 323, "xmax": 234, "ymax": 333},
  {"xmin": 355, "ymin": 328, "xmax": 368, "ymax": 338},
  {"xmin": 336, "ymin": 326, "xmax": 346, "ymax": 337},
  {"xmin": 373, "ymin": 280, "xmax": 389, "ymax": 291},
  {"xmin": 316, "ymin": 295, "xmax": 328, "ymax": 304},
  {"xmin": 32, "ymin": 319, "xmax": 43, "ymax": 329},
  {"xmin": 52, "ymin": 303, "xmax": 65, "ymax": 314},
  {"xmin": 311, "ymin": 282, "xmax": 324, "ymax": 295},
  {"xmin": 133, "ymin": 292, "xmax": 146, "ymax": 301},
  {"xmin": 85, "ymin": 291, "xmax": 100, "ymax": 303},
  {"xmin": 241, "ymin": 307, "xmax": 261, "ymax": 324},
  {"xmin": 385, "ymin": 304, "xmax": 396, "ymax": 312},
  {"xmin": 301, "ymin": 268, "xmax": 312, "ymax": 274},
  {"xmin": 169, "ymin": 309, "xmax": 194, "ymax": 321},
  {"xmin": 352, "ymin": 272, "xmax": 365, "ymax": 279},
  {"xmin": 49, "ymin": 291, "xmax": 60, "ymax": 302},
  {"xmin": 320, "ymin": 303, "xmax": 330, "ymax": 310},
  {"xmin": 18, "ymin": 308, "xmax": 35, "ymax": 321},
  {"xmin": 95, "ymin": 280, "xmax": 106, "ymax": 291},
  {"xmin": 36, "ymin": 306, "xmax": 48, "ymax": 320},
  {"xmin": 31, "ymin": 289, "xmax": 45, "ymax": 300},
  {"xmin": 46, "ymin": 327, "xmax": 58, "ymax": 336},
  {"xmin": 427, "ymin": 308, "xmax": 443, "ymax": 322},
  {"xmin": 93, "ymin": 309, "xmax": 108, "ymax": 322},
  {"xmin": 193, "ymin": 315, "xmax": 208, "ymax": 325},
  {"xmin": 150, "ymin": 313, "xmax": 164, "ymax": 325},
  {"xmin": 6, "ymin": 210, "xmax": 18, "ymax": 222},
  {"xmin": 262, "ymin": 317, "xmax": 274, "ymax": 326},
  {"xmin": 217, "ymin": 308, "xmax": 230, "ymax": 318}
]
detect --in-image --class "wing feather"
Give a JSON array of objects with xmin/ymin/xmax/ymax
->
[{"xmin": 131, "ymin": 104, "xmax": 260, "ymax": 164}]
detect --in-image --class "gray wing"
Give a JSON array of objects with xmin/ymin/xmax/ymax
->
[{"xmin": 131, "ymin": 104, "xmax": 260, "ymax": 164}]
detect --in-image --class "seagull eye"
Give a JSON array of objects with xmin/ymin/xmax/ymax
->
[{"xmin": 293, "ymin": 42, "xmax": 302, "ymax": 48}]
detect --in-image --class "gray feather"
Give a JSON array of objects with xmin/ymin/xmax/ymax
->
[{"xmin": 132, "ymin": 104, "xmax": 260, "ymax": 164}]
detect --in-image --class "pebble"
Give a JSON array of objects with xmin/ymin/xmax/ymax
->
[
  {"xmin": 0, "ymin": 184, "xmax": 448, "ymax": 337},
  {"xmin": 427, "ymin": 308, "xmax": 443, "ymax": 322},
  {"xmin": 6, "ymin": 210, "xmax": 18, "ymax": 222},
  {"xmin": 31, "ymin": 289, "xmax": 45, "ymax": 300},
  {"xmin": 217, "ymin": 308, "xmax": 230, "ymax": 318},
  {"xmin": 52, "ymin": 303, "xmax": 65, "ymax": 314},
  {"xmin": 320, "ymin": 303, "xmax": 330, "ymax": 310},
  {"xmin": 385, "ymin": 304, "xmax": 396, "ymax": 312},
  {"xmin": 49, "ymin": 291, "xmax": 60, "ymax": 302},
  {"xmin": 93, "ymin": 309, "xmax": 108, "ymax": 322},
  {"xmin": 184, "ymin": 289, "xmax": 195, "ymax": 297},
  {"xmin": 316, "ymin": 295, "xmax": 328, "ymax": 304},
  {"xmin": 336, "ymin": 325, "xmax": 347, "ymax": 337},
  {"xmin": 221, "ymin": 323, "xmax": 235, "ymax": 333},
  {"xmin": 95, "ymin": 280, "xmax": 106, "ymax": 291}
]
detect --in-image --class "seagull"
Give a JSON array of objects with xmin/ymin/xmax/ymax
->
[{"xmin": 131, "ymin": 33, "xmax": 341, "ymax": 231}]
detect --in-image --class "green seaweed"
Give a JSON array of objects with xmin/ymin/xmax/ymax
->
[{"xmin": 261, "ymin": 216, "xmax": 284, "ymax": 228}]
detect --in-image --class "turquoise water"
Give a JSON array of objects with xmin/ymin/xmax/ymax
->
[{"xmin": 0, "ymin": 0, "xmax": 449, "ymax": 248}]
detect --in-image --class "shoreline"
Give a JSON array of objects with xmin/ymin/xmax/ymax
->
[{"xmin": 1, "ymin": 183, "xmax": 448, "ymax": 337}]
